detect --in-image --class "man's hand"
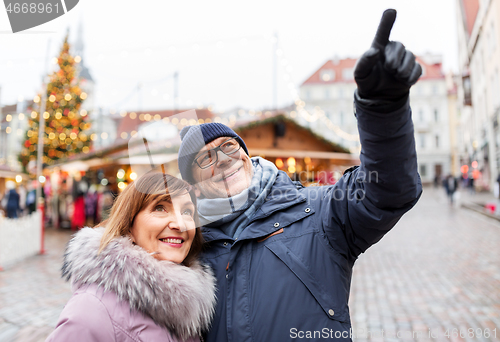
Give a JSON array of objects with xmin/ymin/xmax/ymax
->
[{"xmin": 354, "ymin": 9, "xmax": 422, "ymax": 104}]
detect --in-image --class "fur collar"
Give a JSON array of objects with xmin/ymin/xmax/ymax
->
[{"xmin": 62, "ymin": 227, "xmax": 216, "ymax": 340}]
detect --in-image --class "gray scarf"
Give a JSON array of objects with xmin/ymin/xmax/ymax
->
[{"xmin": 197, "ymin": 157, "xmax": 278, "ymax": 239}]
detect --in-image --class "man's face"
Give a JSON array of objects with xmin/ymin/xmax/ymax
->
[{"xmin": 191, "ymin": 137, "xmax": 253, "ymax": 199}]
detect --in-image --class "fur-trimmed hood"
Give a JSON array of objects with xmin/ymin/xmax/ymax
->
[{"xmin": 62, "ymin": 227, "xmax": 216, "ymax": 340}]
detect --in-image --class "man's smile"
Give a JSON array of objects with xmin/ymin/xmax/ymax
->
[{"xmin": 216, "ymin": 165, "xmax": 243, "ymax": 182}]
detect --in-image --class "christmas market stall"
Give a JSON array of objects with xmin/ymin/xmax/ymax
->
[{"xmin": 233, "ymin": 114, "xmax": 359, "ymax": 186}]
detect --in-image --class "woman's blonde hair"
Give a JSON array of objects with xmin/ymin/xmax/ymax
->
[{"xmin": 96, "ymin": 171, "xmax": 203, "ymax": 267}]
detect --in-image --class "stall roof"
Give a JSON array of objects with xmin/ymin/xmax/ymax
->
[
  {"xmin": 117, "ymin": 154, "xmax": 178, "ymax": 166},
  {"xmin": 248, "ymin": 149, "xmax": 358, "ymax": 162},
  {"xmin": 233, "ymin": 114, "xmax": 351, "ymax": 154},
  {"xmin": 0, "ymin": 165, "xmax": 29, "ymax": 180}
]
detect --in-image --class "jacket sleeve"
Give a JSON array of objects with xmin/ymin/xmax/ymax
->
[
  {"xmin": 45, "ymin": 292, "xmax": 116, "ymax": 342},
  {"xmin": 323, "ymin": 99, "xmax": 422, "ymax": 259}
]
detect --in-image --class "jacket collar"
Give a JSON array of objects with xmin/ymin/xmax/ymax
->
[
  {"xmin": 62, "ymin": 227, "xmax": 216, "ymax": 340},
  {"xmin": 202, "ymin": 171, "xmax": 306, "ymax": 242}
]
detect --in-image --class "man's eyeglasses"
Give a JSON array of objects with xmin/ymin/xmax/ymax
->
[{"xmin": 194, "ymin": 138, "xmax": 241, "ymax": 169}]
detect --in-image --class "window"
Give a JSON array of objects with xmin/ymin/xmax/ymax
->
[
  {"xmin": 339, "ymin": 111, "xmax": 344, "ymax": 125},
  {"xmin": 435, "ymin": 135, "xmax": 439, "ymax": 148},
  {"xmin": 342, "ymin": 68, "xmax": 354, "ymax": 80},
  {"xmin": 306, "ymin": 90, "xmax": 311, "ymax": 100},
  {"xmin": 419, "ymin": 109, "xmax": 424, "ymax": 122},
  {"xmin": 338, "ymin": 88, "xmax": 344, "ymax": 99},
  {"xmin": 490, "ymin": 69, "xmax": 500, "ymax": 109},
  {"xmin": 491, "ymin": 22, "xmax": 497, "ymax": 53},
  {"xmin": 463, "ymin": 75, "xmax": 472, "ymax": 105},
  {"xmin": 434, "ymin": 109, "xmax": 439, "ymax": 122},
  {"xmin": 324, "ymin": 89, "xmax": 330, "ymax": 99},
  {"xmin": 419, "ymin": 164, "xmax": 427, "ymax": 177},
  {"xmin": 419, "ymin": 133, "xmax": 426, "ymax": 149},
  {"xmin": 320, "ymin": 69, "xmax": 334, "ymax": 82}
]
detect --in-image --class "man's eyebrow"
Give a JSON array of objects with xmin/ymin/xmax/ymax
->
[
  {"xmin": 195, "ymin": 148, "xmax": 209, "ymax": 159},
  {"xmin": 194, "ymin": 142, "xmax": 216, "ymax": 157}
]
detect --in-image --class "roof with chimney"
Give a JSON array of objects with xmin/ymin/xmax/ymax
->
[
  {"xmin": 301, "ymin": 54, "xmax": 444, "ymax": 86},
  {"xmin": 1, "ymin": 101, "xmax": 35, "ymax": 124},
  {"xmin": 115, "ymin": 108, "xmax": 215, "ymax": 141}
]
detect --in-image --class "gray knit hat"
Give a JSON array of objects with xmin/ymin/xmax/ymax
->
[{"xmin": 178, "ymin": 123, "xmax": 249, "ymax": 184}]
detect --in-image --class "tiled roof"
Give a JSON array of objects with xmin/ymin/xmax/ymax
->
[
  {"xmin": 1, "ymin": 101, "xmax": 35, "ymax": 123},
  {"xmin": 302, "ymin": 54, "xmax": 444, "ymax": 86},
  {"xmin": 462, "ymin": 0, "xmax": 479, "ymax": 36},
  {"xmin": 1, "ymin": 104, "xmax": 17, "ymax": 114},
  {"xmin": 302, "ymin": 58, "xmax": 357, "ymax": 85},
  {"xmin": 416, "ymin": 56, "xmax": 444, "ymax": 80},
  {"xmin": 116, "ymin": 108, "xmax": 215, "ymax": 140}
]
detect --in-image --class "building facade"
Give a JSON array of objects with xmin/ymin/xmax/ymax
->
[
  {"xmin": 456, "ymin": 0, "xmax": 500, "ymax": 191},
  {"xmin": 299, "ymin": 55, "xmax": 452, "ymax": 184},
  {"xmin": 0, "ymin": 100, "xmax": 31, "ymax": 171}
]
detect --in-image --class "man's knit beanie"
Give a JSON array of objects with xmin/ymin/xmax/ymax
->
[{"xmin": 178, "ymin": 123, "xmax": 249, "ymax": 184}]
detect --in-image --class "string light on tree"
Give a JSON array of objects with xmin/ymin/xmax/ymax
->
[{"xmin": 19, "ymin": 34, "xmax": 92, "ymax": 172}]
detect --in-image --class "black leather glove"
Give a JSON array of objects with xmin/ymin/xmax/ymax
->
[{"xmin": 354, "ymin": 9, "xmax": 422, "ymax": 110}]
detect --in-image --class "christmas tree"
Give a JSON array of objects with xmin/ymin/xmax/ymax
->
[{"xmin": 19, "ymin": 34, "xmax": 91, "ymax": 172}]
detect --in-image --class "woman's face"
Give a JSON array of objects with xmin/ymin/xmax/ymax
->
[{"xmin": 130, "ymin": 191, "xmax": 196, "ymax": 264}]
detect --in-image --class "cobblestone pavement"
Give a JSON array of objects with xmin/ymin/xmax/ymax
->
[
  {"xmin": 0, "ymin": 228, "xmax": 73, "ymax": 342},
  {"xmin": 0, "ymin": 187, "xmax": 499, "ymax": 342},
  {"xmin": 349, "ymin": 187, "xmax": 500, "ymax": 342}
]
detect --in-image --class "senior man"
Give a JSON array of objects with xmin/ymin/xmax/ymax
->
[{"xmin": 177, "ymin": 9, "xmax": 422, "ymax": 342}]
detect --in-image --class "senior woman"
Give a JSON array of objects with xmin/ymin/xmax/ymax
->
[{"xmin": 46, "ymin": 172, "xmax": 216, "ymax": 342}]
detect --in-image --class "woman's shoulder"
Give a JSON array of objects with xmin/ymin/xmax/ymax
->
[
  {"xmin": 73, "ymin": 284, "xmax": 147, "ymax": 323},
  {"xmin": 47, "ymin": 286, "xmax": 116, "ymax": 341},
  {"xmin": 52, "ymin": 284, "xmax": 179, "ymax": 342},
  {"xmin": 61, "ymin": 228, "xmax": 213, "ymax": 341}
]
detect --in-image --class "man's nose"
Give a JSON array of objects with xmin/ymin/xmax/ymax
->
[{"xmin": 215, "ymin": 149, "xmax": 233, "ymax": 168}]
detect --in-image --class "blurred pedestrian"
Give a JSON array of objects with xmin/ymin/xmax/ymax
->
[
  {"xmin": 84, "ymin": 184, "xmax": 98, "ymax": 226},
  {"xmin": 0, "ymin": 189, "xmax": 8, "ymax": 212},
  {"xmin": 468, "ymin": 174, "xmax": 475, "ymax": 194},
  {"xmin": 495, "ymin": 174, "xmax": 500, "ymax": 199},
  {"xmin": 98, "ymin": 185, "xmax": 114, "ymax": 221},
  {"xmin": 46, "ymin": 172, "xmax": 215, "ymax": 342},
  {"xmin": 71, "ymin": 177, "xmax": 87, "ymax": 230},
  {"xmin": 443, "ymin": 174, "xmax": 458, "ymax": 205},
  {"xmin": 495, "ymin": 174, "xmax": 500, "ymax": 216},
  {"xmin": 26, "ymin": 184, "xmax": 36, "ymax": 215},
  {"xmin": 5, "ymin": 181, "xmax": 20, "ymax": 219},
  {"xmin": 433, "ymin": 174, "xmax": 441, "ymax": 188}
]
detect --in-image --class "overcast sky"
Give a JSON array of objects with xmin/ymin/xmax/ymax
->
[{"xmin": 0, "ymin": 0, "xmax": 458, "ymax": 113}]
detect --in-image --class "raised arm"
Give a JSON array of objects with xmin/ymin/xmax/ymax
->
[{"xmin": 323, "ymin": 9, "xmax": 423, "ymax": 258}]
